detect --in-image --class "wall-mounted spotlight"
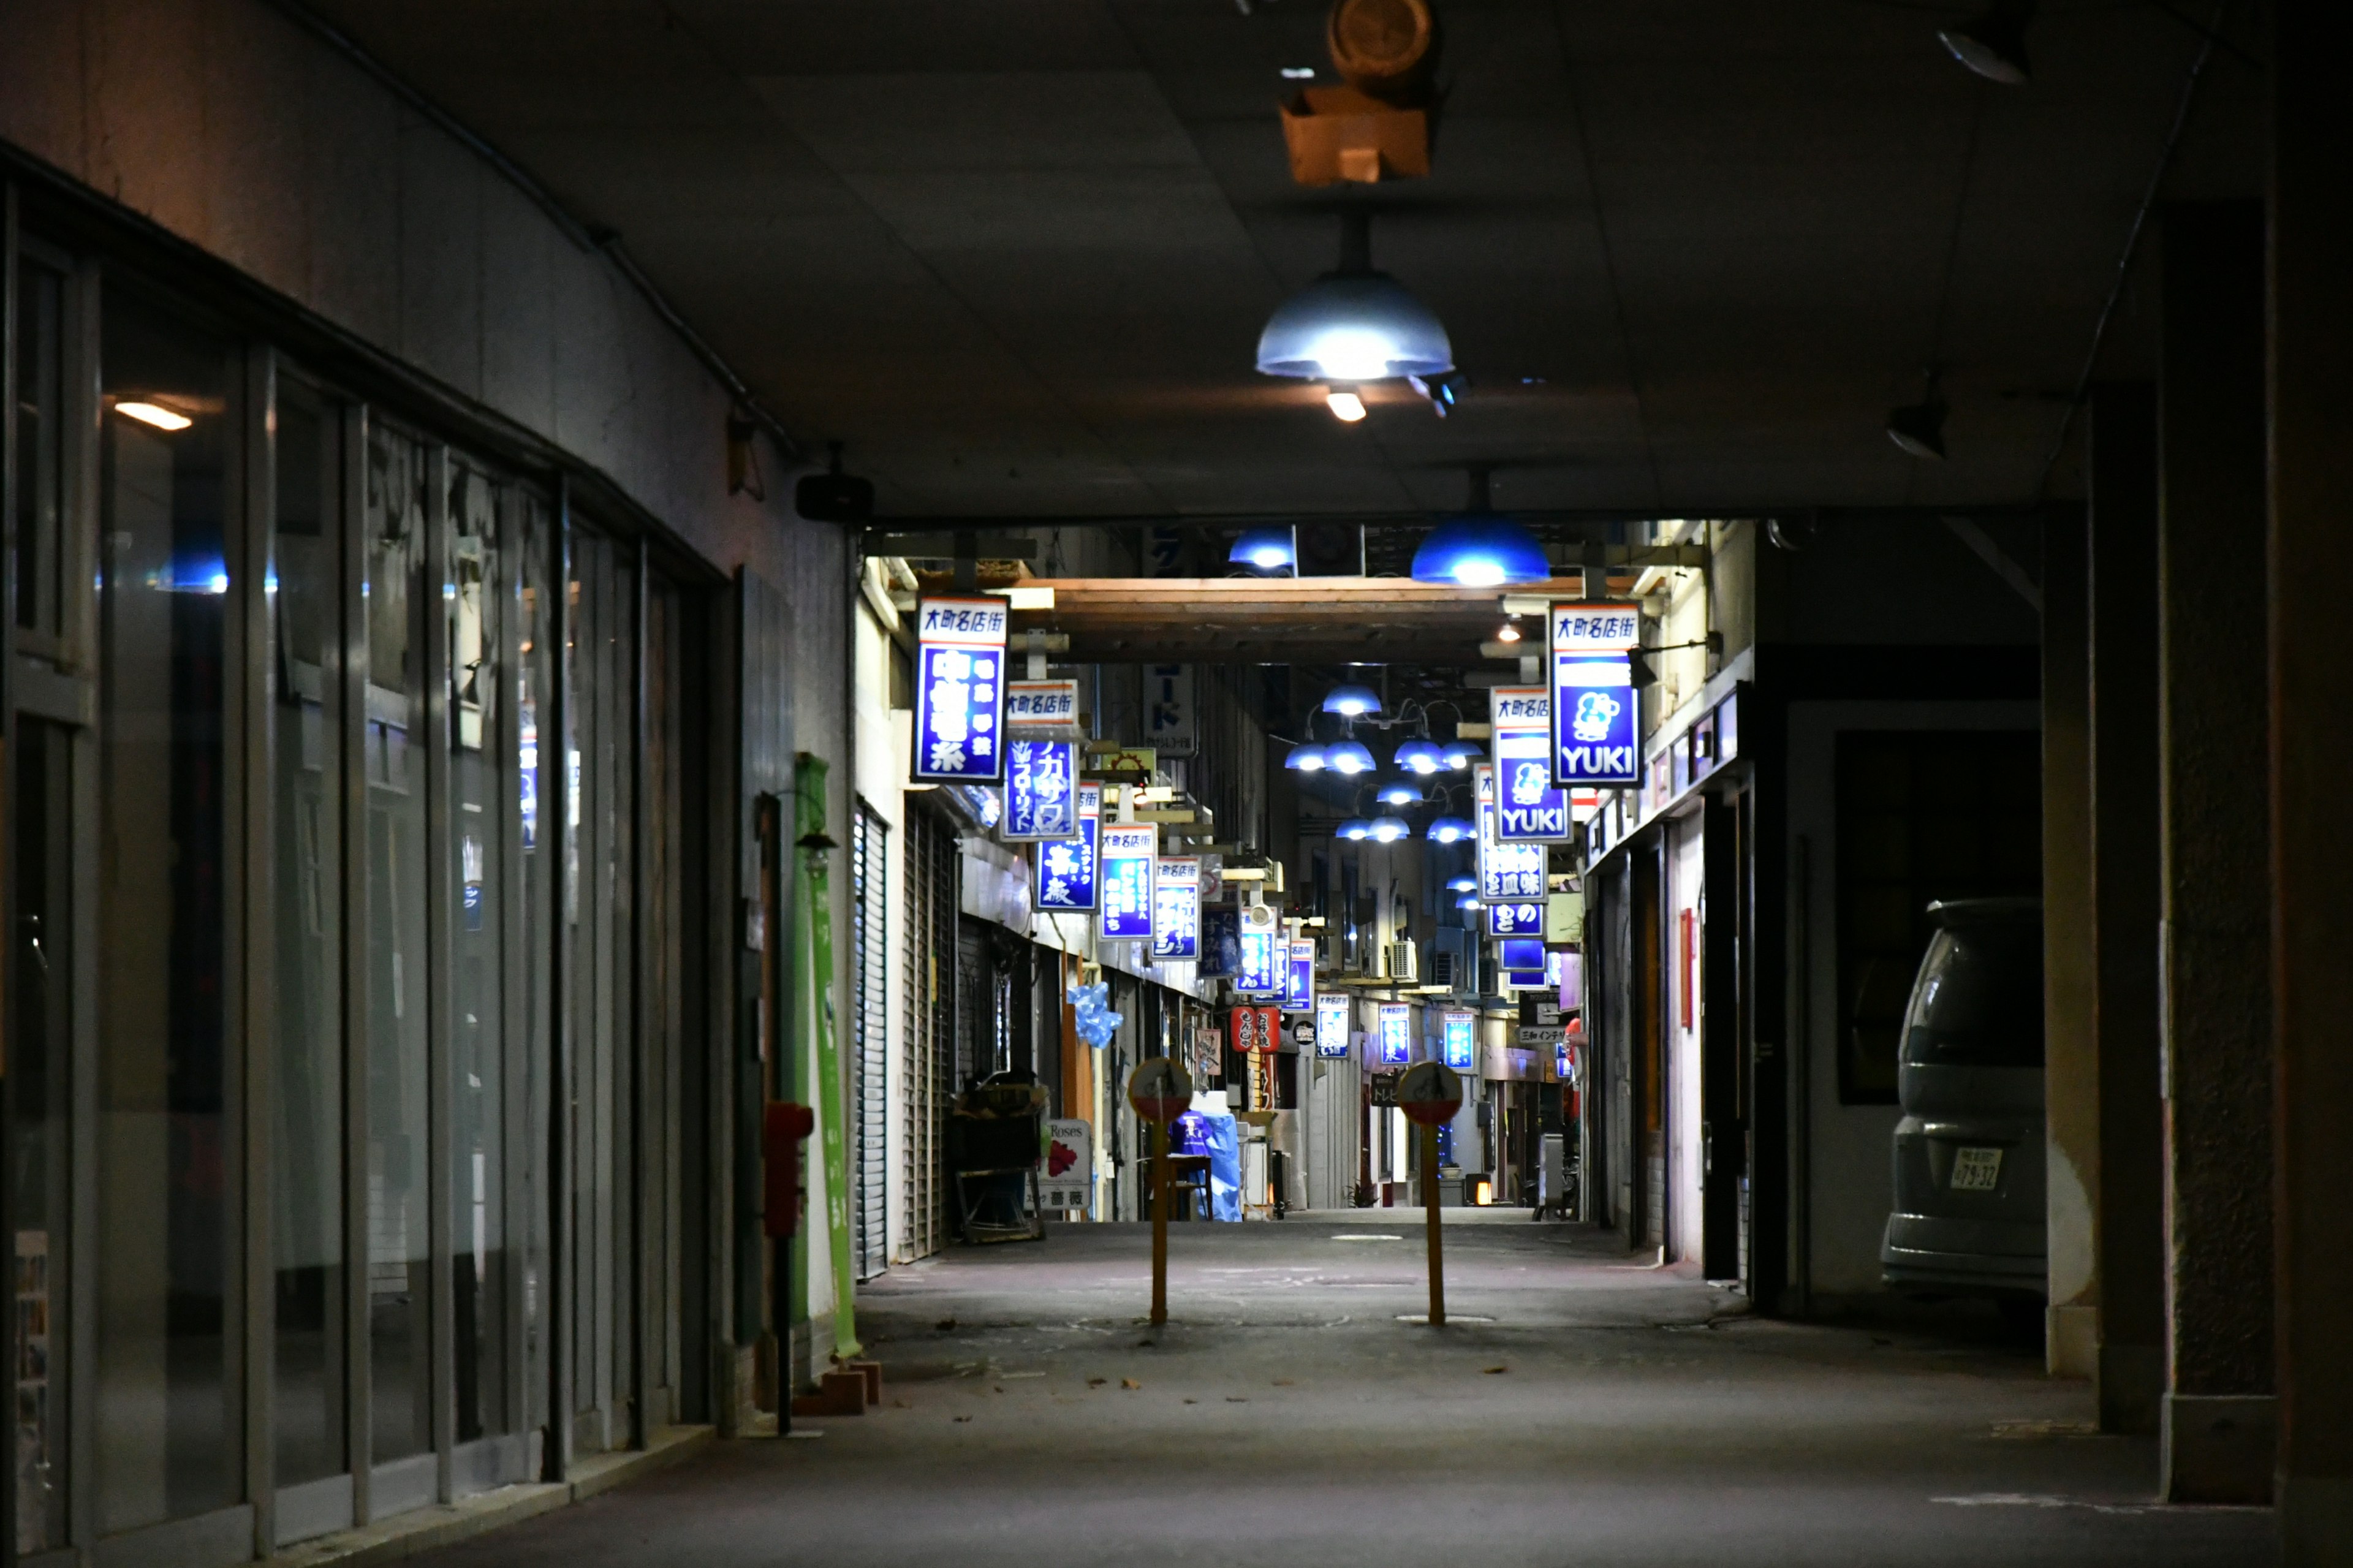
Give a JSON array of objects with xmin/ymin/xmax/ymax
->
[{"xmin": 1939, "ymin": 1, "xmax": 2033, "ymax": 85}]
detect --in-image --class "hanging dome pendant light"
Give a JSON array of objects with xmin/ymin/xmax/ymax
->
[
  {"xmin": 1257, "ymin": 211, "xmax": 1453, "ymax": 385},
  {"xmin": 1410, "ymin": 466, "xmax": 1551, "ymax": 586}
]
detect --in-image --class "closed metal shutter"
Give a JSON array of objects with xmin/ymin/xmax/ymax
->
[
  {"xmin": 851, "ymin": 804, "xmax": 892, "ymax": 1280},
  {"xmin": 900, "ymin": 805, "xmax": 958, "ymax": 1260}
]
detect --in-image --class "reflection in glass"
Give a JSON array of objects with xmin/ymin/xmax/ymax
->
[
  {"xmin": 273, "ymin": 389, "xmax": 348, "ymax": 1486},
  {"xmin": 517, "ymin": 495, "xmax": 554, "ymax": 1443},
  {"xmin": 365, "ymin": 422, "xmax": 433, "ymax": 1463},
  {"xmin": 447, "ymin": 460, "xmax": 508, "ymax": 1442},
  {"xmin": 94, "ymin": 293, "xmax": 238, "ymax": 1532},
  {"xmin": 13, "ymin": 722, "xmax": 72, "ymax": 1552}
]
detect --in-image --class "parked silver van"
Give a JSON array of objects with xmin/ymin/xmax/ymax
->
[{"xmin": 1879, "ymin": 898, "xmax": 2045, "ymax": 1323}]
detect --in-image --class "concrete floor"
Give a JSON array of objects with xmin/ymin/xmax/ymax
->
[{"xmin": 420, "ymin": 1222, "xmax": 2272, "ymax": 1567}]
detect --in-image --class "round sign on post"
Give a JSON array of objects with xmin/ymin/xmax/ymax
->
[
  {"xmin": 1396, "ymin": 1060, "xmax": 1464, "ymax": 1327},
  {"xmin": 1126, "ymin": 1057, "xmax": 1195, "ymax": 1327}
]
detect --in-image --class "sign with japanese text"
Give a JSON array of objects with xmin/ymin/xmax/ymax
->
[
  {"xmin": 1490, "ymin": 687, "xmax": 1572, "ymax": 843},
  {"xmin": 1002, "ymin": 738, "xmax": 1078, "ymax": 840},
  {"xmin": 1548, "ymin": 602, "xmax": 1640, "ymax": 788},
  {"xmin": 1097, "ymin": 824, "xmax": 1158, "ymax": 942},
  {"xmin": 1441, "ymin": 1009, "xmax": 1476, "ymax": 1070},
  {"xmin": 1034, "ymin": 781, "xmax": 1100, "ymax": 912},
  {"xmin": 913, "ymin": 596, "xmax": 1010, "ymax": 783},
  {"xmin": 1476, "ymin": 763, "xmax": 1549, "ymax": 929},
  {"xmin": 1230, "ymin": 1004, "xmax": 1281, "ymax": 1054},
  {"xmin": 1236, "ymin": 903, "xmax": 1283, "ymax": 996},
  {"xmin": 1316, "ymin": 993, "xmax": 1352, "ymax": 1059},
  {"xmin": 1200, "ymin": 904, "xmax": 1238, "ymax": 979},
  {"xmin": 1144, "ymin": 664, "xmax": 1197, "ymax": 756},
  {"xmin": 1284, "ymin": 939, "xmax": 1316, "ymax": 1013},
  {"xmin": 1376, "ymin": 1002, "xmax": 1414, "ymax": 1068},
  {"xmin": 1151, "ymin": 857, "xmax": 1200, "ymax": 961},
  {"xmin": 1005, "ymin": 678, "xmax": 1082, "ymax": 738}
]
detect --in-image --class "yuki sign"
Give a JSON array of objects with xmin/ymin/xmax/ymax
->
[
  {"xmin": 1476, "ymin": 762, "xmax": 1549, "ymax": 936},
  {"xmin": 913, "ymin": 596, "xmax": 1010, "ymax": 784},
  {"xmin": 1548, "ymin": 603, "xmax": 1640, "ymax": 789},
  {"xmin": 1490, "ymin": 687, "xmax": 1572, "ymax": 843},
  {"xmin": 1284, "ymin": 939, "xmax": 1316, "ymax": 1013},
  {"xmin": 1034, "ymin": 781, "xmax": 1100, "ymax": 912},
  {"xmin": 1152, "ymin": 857, "xmax": 1200, "ymax": 961},
  {"xmin": 1097, "ymin": 824, "xmax": 1158, "ymax": 943},
  {"xmin": 1001, "ymin": 739, "xmax": 1077, "ymax": 840}
]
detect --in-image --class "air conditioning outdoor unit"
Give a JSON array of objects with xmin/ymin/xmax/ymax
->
[{"xmin": 1385, "ymin": 940, "xmax": 1419, "ymax": 984}]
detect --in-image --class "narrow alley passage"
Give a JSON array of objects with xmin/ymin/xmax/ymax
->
[{"xmin": 411, "ymin": 1223, "xmax": 2267, "ymax": 1568}]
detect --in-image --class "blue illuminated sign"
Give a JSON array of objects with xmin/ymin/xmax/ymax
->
[
  {"xmin": 1490, "ymin": 687, "xmax": 1571, "ymax": 843},
  {"xmin": 913, "ymin": 596, "xmax": 1010, "ymax": 784},
  {"xmin": 1097, "ymin": 824, "xmax": 1158, "ymax": 942},
  {"xmin": 1548, "ymin": 603, "xmax": 1640, "ymax": 788},
  {"xmin": 1035, "ymin": 782, "xmax": 1099, "ymax": 912},
  {"xmin": 1002, "ymin": 739, "xmax": 1077, "ymax": 841},
  {"xmin": 1316, "ymin": 994, "xmax": 1352, "ymax": 1059},
  {"xmin": 1151, "ymin": 857, "xmax": 1200, "ymax": 960},
  {"xmin": 1236, "ymin": 905, "xmax": 1283, "ymax": 995},
  {"xmin": 1441, "ymin": 1009, "xmax": 1476, "ymax": 1070},
  {"xmin": 1476, "ymin": 763, "xmax": 1548, "ymax": 917},
  {"xmin": 1376, "ymin": 1003, "xmax": 1413, "ymax": 1068},
  {"xmin": 1486, "ymin": 900, "xmax": 1544, "ymax": 939},
  {"xmin": 1498, "ymin": 938, "xmax": 1545, "ymax": 972},
  {"xmin": 1284, "ymin": 939, "xmax": 1316, "ymax": 1013}
]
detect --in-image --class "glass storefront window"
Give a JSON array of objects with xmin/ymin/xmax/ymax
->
[
  {"xmin": 13, "ymin": 721, "xmax": 72, "ymax": 1553},
  {"xmin": 94, "ymin": 290, "xmax": 240, "ymax": 1533},
  {"xmin": 272, "ymin": 385, "xmax": 348, "ymax": 1488}
]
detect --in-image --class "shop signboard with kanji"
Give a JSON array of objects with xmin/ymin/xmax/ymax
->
[
  {"xmin": 1230, "ymin": 1005, "xmax": 1281, "ymax": 1054},
  {"xmin": 1476, "ymin": 762, "xmax": 1548, "ymax": 936},
  {"xmin": 1097, "ymin": 824, "xmax": 1158, "ymax": 942},
  {"xmin": 1441, "ymin": 1009, "xmax": 1477, "ymax": 1070},
  {"xmin": 1151, "ymin": 857, "xmax": 1200, "ymax": 961},
  {"xmin": 1376, "ymin": 1002, "xmax": 1414, "ymax": 1067},
  {"xmin": 1283, "ymin": 939, "xmax": 1316, "ymax": 1013},
  {"xmin": 1548, "ymin": 602, "xmax": 1640, "ymax": 788},
  {"xmin": 1001, "ymin": 739, "xmax": 1077, "ymax": 840},
  {"xmin": 1005, "ymin": 678, "xmax": 1082, "ymax": 738},
  {"xmin": 1035, "ymin": 781, "xmax": 1100, "ymax": 912},
  {"xmin": 1490, "ymin": 687, "xmax": 1572, "ymax": 843},
  {"xmin": 1235, "ymin": 903, "xmax": 1282, "ymax": 996},
  {"xmin": 912, "ymin": 596, "xmax": 1009, "ymax": 783},
  {"xmin": 1316, "ymin": 993, "xmax": 1352, "ymax": 1059}
]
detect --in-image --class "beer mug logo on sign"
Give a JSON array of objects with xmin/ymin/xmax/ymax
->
[
  {"xmin": 1509, "ymin": 760, "xmax": 1550, "ymax": 806},
  {"xmin": 1572, "ymin": 690, "xmax": 1620, "ymax": 743}
]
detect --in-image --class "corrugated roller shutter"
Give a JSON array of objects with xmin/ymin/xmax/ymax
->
[{"xmin": 852, "ymin": 805, "xmax": 892, "ymax": 1280}]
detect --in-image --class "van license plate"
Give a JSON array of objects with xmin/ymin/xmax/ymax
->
[{"xmin": 1950, "ymin": 1147, "xmax": 2003, "ymax": 1192}]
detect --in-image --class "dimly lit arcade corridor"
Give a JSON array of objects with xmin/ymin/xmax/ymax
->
[{"xmin": 1, "ymin": 2, "xmax": 2347, "ymax": 1567}]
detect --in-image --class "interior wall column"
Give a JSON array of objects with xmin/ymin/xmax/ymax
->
[
  {"xmin": 2155, "ymin": 200, "xmax": 2275, "ymax": 1504},
  {"xmin": 2269, "ymin": 11, "xmax": 2353, "ymax": 1558},
  {"xmin": 2040, "ymin": 502, "xmax": 2097, "ymax": 1380},
  {"xmin": 2086, "ymin": 382, "xmax": 2165, "ymax": 1436}
]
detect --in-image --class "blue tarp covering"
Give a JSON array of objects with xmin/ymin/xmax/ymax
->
[{"xmin": 1173, "ymin": 1107, "xmax": 1242, "ymax": 1222}]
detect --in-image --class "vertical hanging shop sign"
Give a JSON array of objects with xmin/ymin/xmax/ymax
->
[
  {"xmin": 1284, "ymin": 938, "xmax": 1317, "ymax": 1013},
  {"xmin": 1001, "ymin": 739, "xmax": 1077, "ymax": 840},
  {"xmin": 1144, "ymin": 664, "xmax": 1197, "ymax": 756},
  {"xmin": 1476, "ymin": 762, "xmax": 1549, "ymax": 938},
  {"xmin": 1152, "ymin": 857, "xmax": 1200, "ymax": 961},
  {"xmin": 1230, "ymin": 1004, "xmax": 1281, "ymax": 1054},
  {"xmin": 1200, "ymin": 903, "xmax": 1239, "ymax": 979},
  {"xmin": 1036, "ymin": 781, "xmax": 1101, "ymax": 912},
  {"xmin": 1236, "ymin": 903, "xmax": 1283, "ymax": 995},
  {"xmin": 1490, "ymin": 687, "xmax": 1572, "ymax": 843},
  {"xmin": 1098, "ymin": 824, "xmax": 1159, "ymax": 942},
  {"xmin": 1376, "ymin": 1002, "xmax": 1414, "ymax": 1068},
  {"xmin": 1441, "ymin": 1009, "xmax": 1477, "ymax": 1070},
  {"xmin": 1005, "ymin": 678, "xmax": 1082, "ymax": 737},
  {"xmin": 1316, "ymin": 993, "xmax": 1352, "ymax": 1059},
  {"xmin": 913, "ymin": 595, "xmax": 1010, "ymax": 784},
  {"xmin": 1548, "ymin": 602, "xmax": 1642, "ymax": 787}
]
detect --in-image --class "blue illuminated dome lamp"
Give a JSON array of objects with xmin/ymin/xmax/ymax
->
[
  {"xmin": 1410, "ymin": 466, "xmax": 1552, "ymax": 587},
  {"xmin": 1321, "ymin": 683, "xmax": 1382, "ymax": 716},
  {"xmin": 1457, "ymin": 892, "xmax": 1481, "ymax": 911},
  {"xmin": 1374, "ymin": 779, "xmax": 1425, "ymax": 806},
  {"xmin": 1337, "ymin": 819, "xmax": 1373, "ymax": 842},
  {"xmin": 1229, "ymin": 525, "xmax": 1297, "ymax": 573},
  {"xmin": 1439, "ymin": 738, "xmax": 1483, "ymax": 770},
  {"xmin": 1369, "ymin": 816, "xmax": 1411, "ymax": 843},
  {"xmin": 1445, "ymin": 874, "xmax": 1478, "ymax": 893},
  {"xmin": 1426, "ymin": 816, "xmax": 1476, "ymax": 844},
  {"xmin": 1324, "ymin": 740, "xmax": 1377, "ymax": 775},
  {"xmin": 1393, "ymin": 738, "xmax": 1445, "ymax": 775},
  {"xmin": 1284, "ymin": 741, "xmax": 1328, "ymax": 772},
  {"xmin": 1256, "ymin": 212, "xmax": 1453, "ymax": 388}
]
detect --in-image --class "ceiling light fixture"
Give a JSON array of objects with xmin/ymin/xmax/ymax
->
[
  {"xmin": 1439, "ymin": 739, "xmax": 1482, "ymax": 770},
  {"xmin": 1325, "ymin": 386, "xmax": 1368, "ymax": 423},
  {"xmin": 1456, "ymin": 893, "xmax": 1480, "ymax": 911},
  {"xmin": 1427, "ymin": 817, "xmax": 1475, "ymax": 844},
  {"xmin": 1410, "ymin": 466, "xmax": 1550, "ymax": 586},
  {"xmin": 1446, "ymin": 875, "xmax": 1477, "ymax": 893},
  {"xmin": 1369, "ymin": 816, "xmax": 1411, "ymax": 844},
  {"xmin": 1321, "ymin": 683, "xmax": 1382, "ymax": 716},
  {"xmin": 116, "ymin": 400, "xmax": 194, "ymax": 431},
  {"xmin": 1376, "ymin": 781, "xmax": 1424, "ymax": 806},
  {"xmin": 1326, "ymin": 740, "xmax": 1377, "ymax": 775},
  {"xmin": 1338, "ymin": 819, "xmax": 1373, "ymax": 842},
  {"xmin": 1938, "ymin": 1, "xmax": 2033, "ymax": 86},
  {"xmin": 1495, "ymin": 620, "xmax": 1521, "ymax": 643},
  {"xmin": 1280, "ymin": 66, "xmax": 1317, "ymax": 80},
  {"xmin": 1284, "ymin": 741, "xmax": 1330, "ymax": 771},
  {"xmin": 1392, "ymin": 738, "xmax": 1444, "ymax": 774},
  {"xmin": 1230, "ymin": 525, "xmax": 1298, "ymax": 572},
  {"xmin": 1257, "ymin": 211, "xmax": 1453, "ymax": 385}
]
